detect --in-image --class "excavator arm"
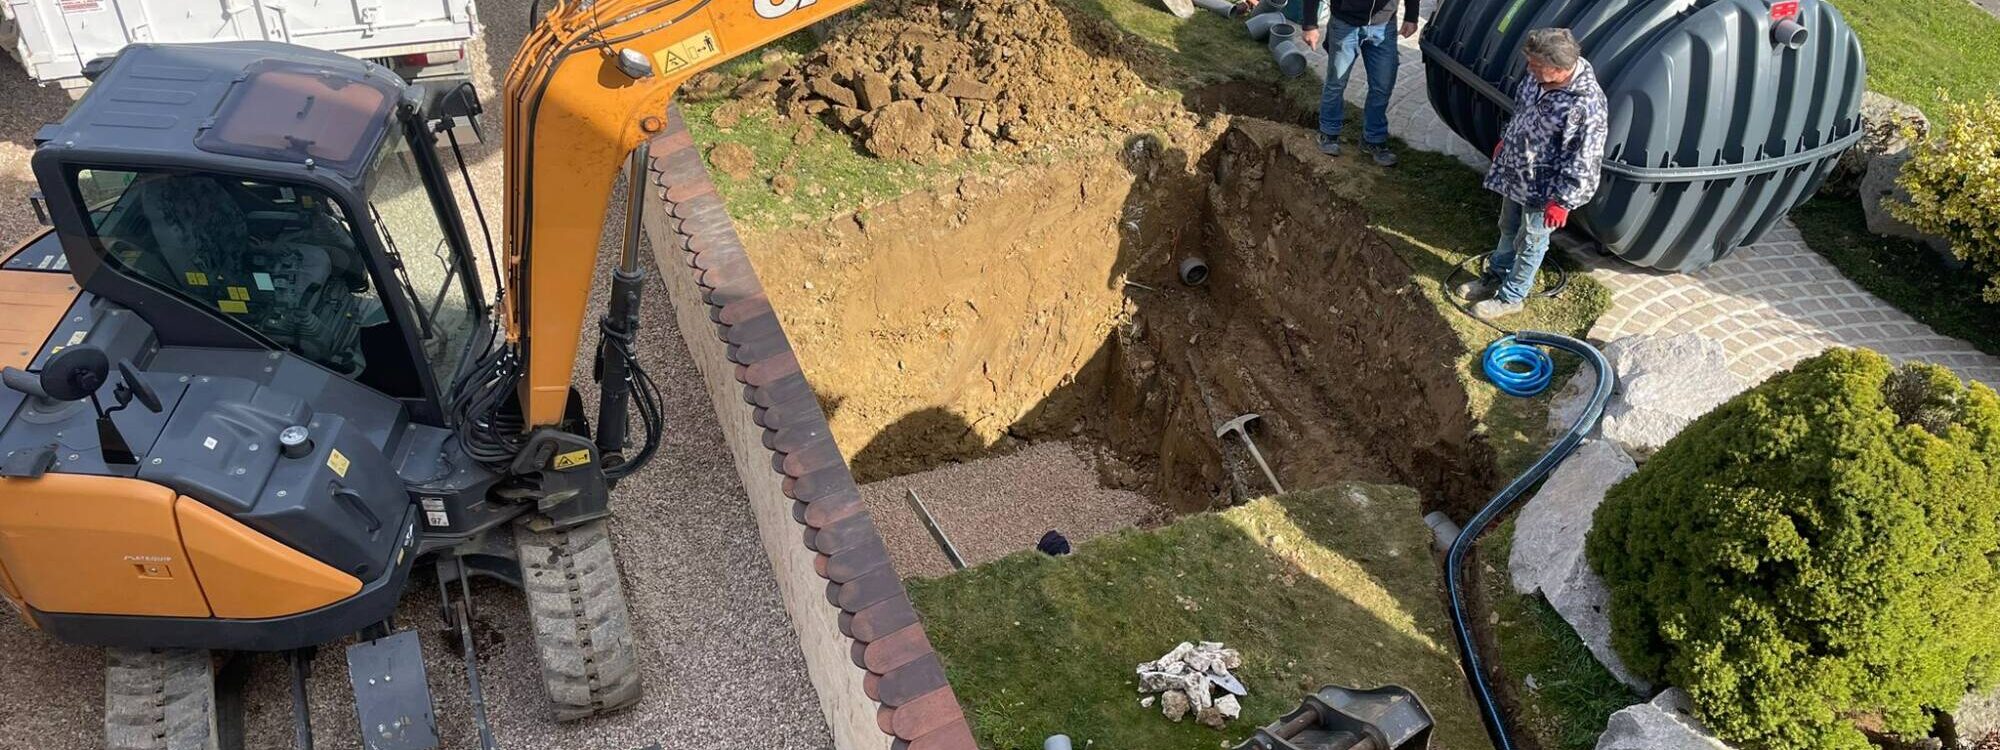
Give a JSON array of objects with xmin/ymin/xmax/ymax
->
[{"xmin": 502, "ymin": 0, "xmax": 859, "ymax": 427}]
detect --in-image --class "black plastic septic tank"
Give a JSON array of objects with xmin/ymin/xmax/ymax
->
[{"xmin": 1421, "ymin": 0, "xmax": 1866, "ymax": 272}]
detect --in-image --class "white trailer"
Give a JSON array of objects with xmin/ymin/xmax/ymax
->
[{"xmin": 1, "ymin": 0, "xmax": 479, "ymax": 92}]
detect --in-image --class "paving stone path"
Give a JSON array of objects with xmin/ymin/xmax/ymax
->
[{"xmin": 1304, "ymin": 22, "xmax": 2000, "ymax": 388}]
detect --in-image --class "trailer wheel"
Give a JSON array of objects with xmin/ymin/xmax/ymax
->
[
  {"xmin": 514, "ymin": 518, "xmax": 644, "ymax": 721},
  {"xmin": 104, "ymin": 648, "xmax": 221, "ymax": 750}
]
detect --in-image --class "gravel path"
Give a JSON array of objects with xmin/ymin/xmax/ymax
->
[
  {"xmin": 862, "ymin": 441, "xmax": 1157, "ymax": 579},
  {"xmin": 0, "ymin": 0, "xmax": 833, "ymax": 747}
]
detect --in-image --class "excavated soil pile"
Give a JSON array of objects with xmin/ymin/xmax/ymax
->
[
  {"xmin": 743, "ymin": 120, "xmax": 1492, "ymax": 512},
  {"xmin": 770, "ymin": 0, "xmax": 1154, "ymax": 160}
]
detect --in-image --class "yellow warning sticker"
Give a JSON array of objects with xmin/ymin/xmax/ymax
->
[
  {"xmin": 552, "ymin": 448, "xmax": 592, "ymax": 470},
  {"xmin": 227, "ymin": 286, "xmax": 250, "ymax": 301},
  {"xmin": 654, "ymin": 30, "xmax": 721, "ymax": 77},
  {"xmin": 185, "ymin": 271, "xmax": 209, "ymax": 286},
  {"xmin": 327, "ymin": 449, "xmax": 350, "ymax": 477},
  {"xmin": 217, "ymin": 299, "xmax": 248, "ymax": 314}
]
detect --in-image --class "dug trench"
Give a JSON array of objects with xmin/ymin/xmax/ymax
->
[{"xmin": 740, "ymin": 117, "xmax": 1495, "ymax": 524}]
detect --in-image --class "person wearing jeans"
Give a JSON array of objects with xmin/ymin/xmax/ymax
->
[
  {"xmin": 1298, "ymin": 0, "xmax": 1420, "ymax": 167},
  {"xmin": 1459, "ymin": 28, "xmax": 1609, "ymax": 320}
]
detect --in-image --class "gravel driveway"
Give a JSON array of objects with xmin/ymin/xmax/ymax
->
[{"xmin": 0, "ymin": 1, "xmax": 833, "ymax": 748}]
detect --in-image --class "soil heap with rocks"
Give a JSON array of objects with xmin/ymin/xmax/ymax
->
[{"xmin": 773, "ymin": 0, "xmax": 1152, "ymax": 161}]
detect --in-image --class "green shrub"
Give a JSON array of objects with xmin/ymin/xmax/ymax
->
[
  {"xmin": 1891, "ymin": 93, "xmax": 2000, "ymax": 302},
  {"xmin": 1586, "ymin": 349, "xmax": 2000, "ymax": 750}
]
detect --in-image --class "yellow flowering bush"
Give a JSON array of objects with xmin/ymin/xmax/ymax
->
[{"xmin": 1891, "ymin": 93, "xmax": 2000, "ymax": 301}]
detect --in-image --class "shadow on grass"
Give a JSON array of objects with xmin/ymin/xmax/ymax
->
[{"xmin": 906, "ymin": 483, "xmax": 1495, "ymax": 750}]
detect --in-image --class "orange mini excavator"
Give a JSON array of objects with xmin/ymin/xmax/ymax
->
[{"xmin": 0, "ymin": 1, "xmax": 858, "ymax": 747}]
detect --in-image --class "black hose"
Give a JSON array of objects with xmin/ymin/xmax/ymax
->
[{"xmin": 1445, "ymin": 330, "xmax": 1613, "ymax": 750}]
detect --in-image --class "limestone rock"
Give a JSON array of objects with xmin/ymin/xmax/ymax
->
[
  {"xmin": 1827, "ymin": 91, "xmax": 1929, "ymax": 196},
  {"xmin": 1860, "ymin": 150, "xmax": 1954, "ymax": 258},
  {"xmin": 1215, "ymin": 694, "xmax": 1241, "ymax": 721},
  {"xmin": 1509, "ymin": 439, "xmax": 1651, "ymax": 692},
  {"xmin": 1550, "ymin": 334, "xmax": 1750, "ymax": 461},
  {"xmin": 1595, "ymin": 689, "xmax": 1734, "ymax": 750},
  {"xmin": 1161, "ymin": 689, "xmax": 1190, "ymax": 722},
  {"xmin": 1958, "ymin": 687, "xmax": 2000, "ymax": 744},
  {"xmin": 1162, "ymin": 0, "xmax": 1198, "ymax": 18}
]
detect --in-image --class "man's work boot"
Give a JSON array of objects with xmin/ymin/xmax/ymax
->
[
  {"xmin": 1363, "ymin": 141, "xmax": 1398, "ymax": 167},
  {"xmin": 1317, "ymin": 133, "xmax": 1342, "ymax": 156},
  {"xmin": 1472, "ymin": 298, "xmax": 1525, "ymax": 320},
  {"xmin": 1454, "ymin": 277, "xmax": 1498, "ymax": 301}
]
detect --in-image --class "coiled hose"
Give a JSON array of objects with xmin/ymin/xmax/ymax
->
[
  {"xmin": 1481, "ymin": 337, "xmax": 1556, "ymax": 397},
  {"xmin": 1448, "ymin": 331, "xmax": 1613, "ymax": 750}
]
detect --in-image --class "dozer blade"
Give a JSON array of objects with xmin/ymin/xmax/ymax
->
[
  {"xmin": 1236, "ymin": 684, "xmax": 1435, "ymax": 750},
  {"xmin": 346, "ymin": 631, "xmax": 440, "ymax": 750}
]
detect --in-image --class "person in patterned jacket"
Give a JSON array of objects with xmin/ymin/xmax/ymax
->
[{"xmin": 1458, "ymin": 27, "xmax": 1609, "ymax": 320}]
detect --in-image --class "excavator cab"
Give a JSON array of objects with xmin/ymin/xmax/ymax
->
[
  {"xmin": 2, "ymin": 42, "xmax": 638, "ymax": 749},
  {"xmin": 0, "ymin": 0, "xmax": 868, "ymax": 746}
]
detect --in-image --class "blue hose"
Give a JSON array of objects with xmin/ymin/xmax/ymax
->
[
  {"xmin": 1481, "ymin": 337, "xmax": 1556, "ymax": 397},
  {"xmin": 1449, "ymin": 331, "xmax": 1613, "ymax": 750}
]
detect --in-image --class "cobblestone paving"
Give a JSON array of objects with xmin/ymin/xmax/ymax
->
[{"xmin": 1307, "ymin": 20, "xmax": 2000, "ymax": 388}]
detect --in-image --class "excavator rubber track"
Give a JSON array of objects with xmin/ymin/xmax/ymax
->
[
  {"xmin": 515, "ymin": 518, "xmax": 644, "ymax": 721},
  {"xmin": 104, "ymin": 648, "xmax": 221, "ymax": 750}
]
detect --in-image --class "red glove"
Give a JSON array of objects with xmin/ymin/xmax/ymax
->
[
  {"xmin": 1492, "ymin": 142, "xmax": 1502, "ymax": 160},
  {"xmin": 1545, "ymin": 203, "xmax": 1570, "ymax": 229}
]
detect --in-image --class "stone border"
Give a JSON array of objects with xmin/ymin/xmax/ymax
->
[{"xmin": 642, "ymin": 106, "xmax": 975, "ymax": 750}]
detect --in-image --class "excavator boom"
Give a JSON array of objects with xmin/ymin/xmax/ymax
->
[{"xmin": 503, "ymin": 0, "xmax": 860, "ymax": 427}]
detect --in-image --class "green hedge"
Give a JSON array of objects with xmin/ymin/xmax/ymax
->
[{"xmin": 1586, "ymin": 349, "xmax": 2000, "ymax": 750}]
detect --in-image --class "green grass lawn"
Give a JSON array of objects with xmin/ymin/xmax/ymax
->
[
  {"xmin": 906, "ymin": 484, "xmax": 1494, "ymax": 749},
  {"xmin": 1835, "ymin": 0, "xmax": 2000, "ymax": 119}
]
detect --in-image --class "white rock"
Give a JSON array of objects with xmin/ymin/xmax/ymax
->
[
  {"xmin": 1603, "ymin": 334, "xmax": 1747, "ymax": 460},
  {"xmin": 1162, "ymin": 689, "xmax": 1190, "ymax": 722},
  {"xmin": 1216, "ymin": 694, "xmax": 1242, "ymax": 721},
  {"xmin": 1510, "ymin": 440, "xmax": 1633, "ymax": 597},
  {"xmin": 1184, "ymin": 674, "xmax": 1214, "ymax": 709},
  {"xmin": 1957, "ymin": 686, "xmax": 2000, "ymax": 743},
  {"xmin": 1595, "ymin": 689, "xmax": 1734, "ymax": 750},
  {"xmin": 1550, "ymin": 334, "xmax": 1749, "ymax": 461},
  {"xmin": 1140, "ymin": 696, "xmax": 1157, "ymax": 709},
  {"xmin": 1142, "ymin": 642, "xmax": 1195, "ymax": 673},
  {"xmin": 1509, "ymin": 439, "xmax": 1651, "ymax": 692}
]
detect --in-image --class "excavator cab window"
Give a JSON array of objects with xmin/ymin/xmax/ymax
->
[
  {"xmin": 70, "ymin": 166, "xmax": 405, "ymax": 390},
  {"xmin": 363, "ymin": 130, "xmax": 478, "ymax": 394}
]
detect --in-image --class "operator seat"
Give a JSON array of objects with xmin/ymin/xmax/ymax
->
[
  {"xmin": 119, "ymin": 174, "xmax": 340, "ymax": 301},
  {"xmin": 123, "ymin": 173, "xmax": 252, "ymax": 286}
]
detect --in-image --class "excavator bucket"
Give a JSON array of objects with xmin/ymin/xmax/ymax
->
[{"xmin": 1235, "ymin": 684, "xmax": 1435, "ymax": 750}]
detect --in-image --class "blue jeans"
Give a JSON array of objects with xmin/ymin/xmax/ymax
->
[
  {"xmin": 1488, "ymin": 200, "xmax": 1552, "ymax": 303},
  {"xmin": 1318, "ymin": 20, "xmax": 1399, "ymax": 145}
]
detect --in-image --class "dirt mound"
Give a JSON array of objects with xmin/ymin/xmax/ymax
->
[{"xmin": 774, "ymin": 0, "xmax": 1152, "ymax": 161}]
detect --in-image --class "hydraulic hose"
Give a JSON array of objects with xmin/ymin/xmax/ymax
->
[{"xmin": 1446, "ymin": 330, "xmax": 1613, "ymax": 750}]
